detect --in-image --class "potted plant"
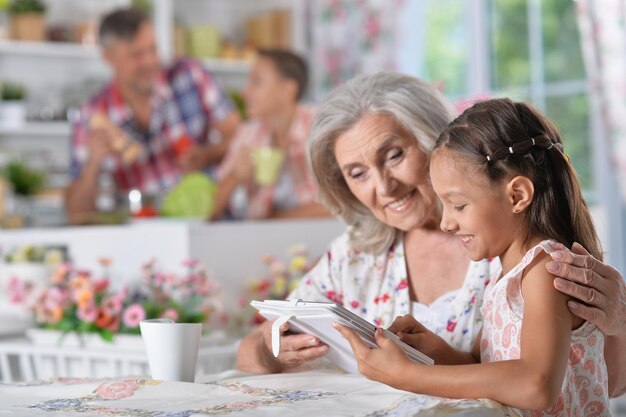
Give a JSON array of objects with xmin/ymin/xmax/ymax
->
[
  {"xmin": 0, "ymin": 81, "xmax": 26, "ymax": 128},
  {"xmin": 4, "ymin": 158, "xmax": 43, "ymax": 196},
  {"xmin": 2, "ymin": 159, "xmax": 44, "ymax": 226},
  {"xmin": 7, "ymin": 258, "xmax": 225, "ymax": 347},
  {"xmin": 8, "ymin": 0, "xmax": 46, "ymax": 41}
]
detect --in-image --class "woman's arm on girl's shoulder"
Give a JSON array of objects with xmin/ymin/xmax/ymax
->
[
  {"xmin": 546, "ymin": 242, "xmax": 626, "ymax": 396},
  {"xmin": 336, "ymin": 253, "xmax": 577, "ymax": 410}
]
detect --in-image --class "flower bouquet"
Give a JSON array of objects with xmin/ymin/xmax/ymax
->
[{"xmin": 7, "ymin": 258, "xmax": 224, "ymax": 343}]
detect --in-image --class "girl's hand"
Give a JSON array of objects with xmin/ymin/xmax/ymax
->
[
  {"xmin": 333, "ymin": 322, "xmax": 413, "ymax": 388},
  {"xmin": 387, "ymin": 315, "xmax": 452, "ymax": 363},
  {"xmin": 548, "ymin": 242, "xmax": 626, "ymax": 337}
]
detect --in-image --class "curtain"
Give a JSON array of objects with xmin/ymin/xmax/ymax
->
[
  {"xmin": 574, "ymin": 0, "xmax": 626, "ymax": 199},
  {"xmin": 574, "ymin": 0, "xmax": 625, "ymax": 270},
  {"xmin": 307, "ymin": 0, "xmax": 407, "ymax": 101}
]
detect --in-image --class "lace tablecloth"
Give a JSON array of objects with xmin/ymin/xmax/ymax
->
[{"xmin": 0, "ymin": 370, "xmax": 520, "ymax": 417}]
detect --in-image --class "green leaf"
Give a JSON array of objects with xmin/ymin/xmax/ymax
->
[
  {"xmin": 1, "ymin": 82, "xmax": 25, "ymax": 100},
  {"xmin": 8, "ymin": 0, "xmax": 45, "ymax": 14},
  {"xmin": 4, "ymin": 160, "xmax": 44, "ymax": 196},
  {"xmin": 100, "ymin": 330, "xmax": 114, "ymax": 343}
]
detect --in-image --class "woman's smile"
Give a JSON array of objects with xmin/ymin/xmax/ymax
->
[{"xmin": 385, "ymin": 190, "xmax": 416, "ymax": 213}]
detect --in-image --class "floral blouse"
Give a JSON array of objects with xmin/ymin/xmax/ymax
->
[{"xmin": 289, "ymin": 230, "xmax": 502, "ymax": 352}]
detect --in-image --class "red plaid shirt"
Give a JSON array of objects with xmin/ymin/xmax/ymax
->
[{"xmin": 70, "ymin": 58, "xmax": 234, "ymax": 193}]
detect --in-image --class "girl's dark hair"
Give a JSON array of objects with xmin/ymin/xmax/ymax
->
[{"xmin": 434, "ymin": 98, "xmax": 602, "ymax": 260}]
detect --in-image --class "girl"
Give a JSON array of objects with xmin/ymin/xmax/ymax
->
[{"xmin": 334, "ymin": 98, "xmax": 609, "ymax": 416}]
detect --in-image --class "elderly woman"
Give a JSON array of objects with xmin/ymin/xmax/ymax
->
[{"xmin": 236, "ymin": 73, "xmax": 626, "ymax": 397}]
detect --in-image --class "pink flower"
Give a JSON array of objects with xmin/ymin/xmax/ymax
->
[
  {"xmin": 142, "ymin": 259, "xmax": 156, "ymax": 272},
  {"xmin": 105, "ymin": 316, "xmax": 120, "ymax": 332},
  {"xmin": 365, "ymin": 14, "xmax": 381, "ymax": 38},
  {"xmin": 92, "ymin": 279, "xmax": 109, "ymax": 294},
  {"xmin": 153, "ymin": 272, "xmax": 166, "ymax": 286},
  {"xmin": 122, "ymin": 304, "xmax": 146, "ymax": 328},
  {"xmin": 160, "ymin": 308, "xmax": 179, "ymax": 322},
  {"xmin": 182, "ymin": 258, "xmax": 199, "ymax": 268},
  {"xmin": 165, "ymin": 273, "xmax": 178, "ymax": 285},
  {"xmin": 446, "ymin": 320, "xmax": 457, "ymax": 333},
  {"xmin": 102, "ymin": 296, "xmax": 123, "ymax": 316},
  {"xmin": 77, "ymin": 302, "xmax": 98, "ymax": 323},
  {"xmin": 43, "ymin": 287, "xmax": 69, "ymax": 311},
  {"xmin": 6, "ymin": 276, "xmax": 30, "ymax": 303},
  {"xmin": 95, "ymin": 380, "xmax": 139, "ymax": 400}
]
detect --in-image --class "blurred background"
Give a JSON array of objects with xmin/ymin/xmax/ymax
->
[
  {"xmin": 1, "ymin": 0, "xmax": 622, "ymax": 267},
  {"xmin": 0, "ymin": 1, "xmax": 624, "ymax": 409}
]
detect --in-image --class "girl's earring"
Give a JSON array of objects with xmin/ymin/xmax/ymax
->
[{"xmin": 514, "ymin": 209, "xmax": 520, "ymax": 213}]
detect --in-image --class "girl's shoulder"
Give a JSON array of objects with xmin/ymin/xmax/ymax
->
[{"xmin": 510, "ymin": 239, "xmax": 561, "ymax": 279}]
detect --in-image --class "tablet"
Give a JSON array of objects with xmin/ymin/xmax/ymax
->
[{"xmin": 251, "ymin": 299, "xmax": 433, "ymax": 373}]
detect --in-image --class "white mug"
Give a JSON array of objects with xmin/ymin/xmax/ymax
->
[{"xmin": 139, "ymin": 319, "xmax": 202, "ymax": 382}]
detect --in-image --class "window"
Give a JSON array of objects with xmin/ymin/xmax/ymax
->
[{"xmin": 418, "ymin": 0, "xmax": 592, "ymax": 189}]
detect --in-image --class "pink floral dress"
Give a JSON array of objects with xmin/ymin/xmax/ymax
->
[
  {"xmin": 480, "ymin": 240, "xmax": 609, "ymax": 417},
  {"xmin": 289, "ymin": 230, "xmax": 501, "ymax": 352}
]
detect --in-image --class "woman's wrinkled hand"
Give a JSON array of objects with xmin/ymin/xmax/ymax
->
[
  {"xmin": 548, "ymin": 242, "xmax": 626, "ymax": 337},
  {"xmin": 387, "ymin": 314, "xmax": 452, "ymax": 363},
  {"xmin": 261, "ymin": 321, "xmax": 329, "ymax": 370}
]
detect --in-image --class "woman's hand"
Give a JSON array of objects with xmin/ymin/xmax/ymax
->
[
  {"xmin": 387, "ymin": 315, "xmax": 452, "ymax": 363},
  {"xmin": 261, "ymin": 321, "xmax": 329, "ymax": 370},
  {"xmin": 333, "ymin": 322, "xmax": 413, "ymax": 388},
  {"xmin": 548, "ymin": 242, "xmax": 626, "ymax": 336}
]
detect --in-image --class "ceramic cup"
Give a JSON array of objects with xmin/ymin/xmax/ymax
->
[
  {"xmin": 139, "ymin": 318, "xmax": 202, "ymax": 382},
  {"xmin": 252, "ymin": 146, "xmax": 285, "ymax": 186}
]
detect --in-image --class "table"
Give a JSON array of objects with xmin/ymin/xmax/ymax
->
[{"xmin": 0, "ymin": 370, "xmax": 521, "ymax": 416}]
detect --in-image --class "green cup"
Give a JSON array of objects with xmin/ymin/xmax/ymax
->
[{"xmin": 252, "ymin": 147, "xmax": 285, "ymax": 186}]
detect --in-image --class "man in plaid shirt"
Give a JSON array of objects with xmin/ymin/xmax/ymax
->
[{"xmin": 65, "ymin": 8, "xmax": 240, "ymax": 224}]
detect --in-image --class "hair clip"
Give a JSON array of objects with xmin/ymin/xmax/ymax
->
[
  {"xmin": 531, "ymin": 138, "xmax": 536, "ymax": 146},
  {"xmin": 486, "ymin": 155, "xmax": 492, "ymax": 162},
  {"xmin": 547, "ymin": 142, "xmax": 554, "ymax": 150},
  {"xmin": 508, "ymin": 147, "xmax": 514, "ymax": 154}
]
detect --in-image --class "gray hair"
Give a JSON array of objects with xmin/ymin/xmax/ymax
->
[{"xmin": 308, "ymin": 72, "xmax": 454, "ymax": 254}]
